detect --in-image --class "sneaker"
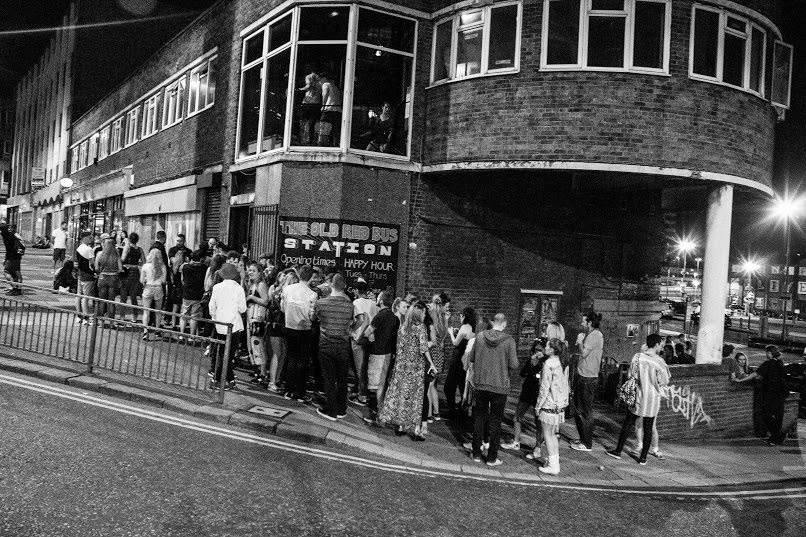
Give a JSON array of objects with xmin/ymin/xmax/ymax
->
[
  {"xmin": 570, "ymin": 442, "xmax": 592, "ymax": 452},
  {"xmin": 208, "ymin": 379, "xmax": 219, "ymax": 390},
  {"xmin": 471, "ymin": 455, "xmax": 482, "ymax": 463},
  {"xmin": 486, "ymin": 458, "xmax": 503, "ymax": 467},
  {"xmin": 267, "ymin": 382, "xmax": 281, "ymax": 393},
  {"xmin": 606, "ymin": 450, "xmax": 622, "ymax": 460},
  {"xmin": 295, "ymin": 394, "xmax": 312, "ymax": 404},
  {"xmin": 427, "ymin": 416, "xmax": 434, "ymax": 423},
  {"xmin": 638, "ymin": 459, "xmax": 647, "ymax": 466},
  {"xmin": 500, "ymin": 440, "xmax": 521, "ymax": 451},
  {"xmin": 224, "ymin": 381, "xmax": 237, "ymax": 391},
  {"xmin": 283, "ymin": 392, "xmax": 294, "ymax": 400},
  {"xmin": 651, "ymin": 450, "xmax": 665, "ymax": 460},
  {"xmin": 336, "ymin": 413, "xmax": 347, "ymax": 419},
  {"xmin": 463, "ymin": 441, "xmax": 489, "ymax": 453},
  {"xmin": 349, "ymin": 395, "xmax": 368, "ymax": 407},
  {"xmin": 362, "ymin": 413, "xmax": 377, "ymax": 424},
  {"xmin": 433, "ymin": 413, "xmax": 443, "ymax": 421},
  {"xmin": 316, "ymin": 407, "xmax": 337, "ymax": 422},
  {"xmin": 207, "ymin": 371, "xmax": 215, "ymax": 380}
]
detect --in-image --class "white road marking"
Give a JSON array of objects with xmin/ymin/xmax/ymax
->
[{"xmin": 1, "ymin": 372, "xmax": 805, "ymax": 501}]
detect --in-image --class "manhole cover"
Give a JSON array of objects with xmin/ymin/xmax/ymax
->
[{"xmin": 247, "ymin": 405, "xmax": 291, "ymax": 419}]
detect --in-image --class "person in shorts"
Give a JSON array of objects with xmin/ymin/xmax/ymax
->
[
  {"xmin": 501, "ymin": 337, "xmax": 546, "ymax": 458},
  {"xmin": 179, "ymin": 250, "xmax": 207, "ymax": 337},
  {"xmin": 74, "ymin": 231, "xmax": 97, "ymax": 319},
  {"xmin": 51, "ymin": 221, "xmax": 68, "ymax": 270},
  {"xmin": 361, "ymin": 289, "xmax": 400, "ymax": 424}
]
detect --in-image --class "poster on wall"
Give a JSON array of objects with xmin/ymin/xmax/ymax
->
[{"xmin": 279, "ymin": 217, "xmax": 400, "ymax": 294}]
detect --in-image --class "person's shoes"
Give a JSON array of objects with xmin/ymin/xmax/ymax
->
[
  {"xmin": 650, "ymin": 450, "xmax": 665, "ymax": 460},
  {"xmin": 141, "ymin": 329, "xmax": 148, "ymax": 341},
  {"xmin": 283, "ymin": 392, "xmax": 294, "ymax": 400},
  {"xmin": 6, "ymin": 289, "xmax": 22, "ymax": 296},
  {"xmin": 606, "ymin": 450, "xmax": 622, "ymax": 460},
  {"xmin": 224, "ymin": 381, "xmax": 237, "ymax": 391},
  {"xmin": 471, "ymin": 455, "xmax": 482, "ymax": 463},
  {"xmin": 432, "ymin": 413, "xmax": 443, "ymax": 421},
  {"xmin": 486, "ymin": 458, "xmax": 503, "ymax": 467},
  {"xmin": 411, "ymin": 433, "xmax": 426, "ymax": 442},
  {"xmin": 638, "ymin": 458, "xmax": 647, "ymax": 466},
  {"xmin": 362, "ymin": 413, "xmax": 377, "ymax": 425},
  {"xmin": 267, "ymin": 382, "xmax": 281, "ymax": 393},
  {"xmin": 427, "ymin": 416, "xmax": 434, "ymax": 423},
  {"xmin": 316, "ymin": 407, "xmax": 337, "ymax": 422},
  {"xmin": 295, "ymin": 394, "xmax": 312, "ymax": 404},
  {"xmin": 348, "ymin": 395, "xmax": 367, "ymax": 407},
  {"xmin": 500, "ymin": 440, "xmax": 521, "ymax": 450},
  {"xmin": 570, "ymin": 441, "xmax": 592, "ymax": 452},
  {"xmin": 463, "ymin": 441, "xmax": 489, "ymax": 453},
  {"xmin": 208, "ymin": 379, "xmax": 219, "ymax": 390},
  {"xmin": 336, "ymin": 412, "xmax": 347, "ymax": 419}
]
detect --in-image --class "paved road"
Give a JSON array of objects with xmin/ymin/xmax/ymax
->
[{"xmin": 1, "ymin": 374, "xmax": 805, "ymax": 537}]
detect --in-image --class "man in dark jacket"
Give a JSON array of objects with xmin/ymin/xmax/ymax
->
[
  {"xmin": 739, "ymin": 345, "xmax": 790, "ymax": 445},
  {"xmin": 468, "ymin": 313, "xmax": 519, "ymax": 466},
  {"xmin": 1, "ymin": 222, "xmax": 25, "ymax": 295}
]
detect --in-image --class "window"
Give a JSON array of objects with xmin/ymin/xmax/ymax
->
[
  {"xmin": 88, "ymin": 133, "xmax": 99, "ymax": 163},
  {"xmin": 542, "ymin": 0, "xmax": 669, "ymax": 72},
  {"xmin": 141, "ymin": 94, "xmax": 160, "ymax": 138},
  {"xmin": 431, "ymin": 2, "xmax": 520, "ymax": 83},
  {"xmin": 125, "ymin": 108, "xmax": 139, "ymax": 146},
  {"xmin": 111, "ymin": 118, "xmax": 123, "ymax": 153},
  {"xmin": 79, "ymin": 140, "xmax": 89, "ymax": 169},
  {"xmin": 188, "ymin": 58, "xmax": 216, "ymax": 115},
  {"xmin": 71, "ymin": 146, "xmax": 79, "ymax": 173},
  {"xmin": 771, "ymin": 40, "xmax": 793, "ymax": 108},
  {"xmin": 163, "ymin": 77, "xmax": 186, "ymax": 127},
  {"xmin": 235, "ymin": 6, "xmax": 417, "ymax": 159},
  {"xmin": 99, "ymin": 126, "xmax": 110, "ymax": 160},
  {"xmin": 2, "ymin": 140, "xmax": 11, "ymax": 155},
  {"xmin": 690, "ymin": 5, "xmax": 772, "ymax": 95}
]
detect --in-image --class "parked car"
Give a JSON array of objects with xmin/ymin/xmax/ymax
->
[
  {"xmin": 690, "ymin": 311, "xmax": 732, "ymax": 327},
  {"xmin": 660, "ymin": 302, "xmax": 675, "ymax": 319}
]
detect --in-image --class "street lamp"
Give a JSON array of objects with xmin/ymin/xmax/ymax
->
[
  {"xmin": 741, "ymin": 259, "xmax": 761, "ymax": 314},
  {"xmin": 772, "ymin": 196, "xmax": 803, "ymax": 340},
  {"xmin": 695, "ymin": 257, "xmax": 702, "ymax": 274},
  {"xmin": 676, "ymin": 239, "xmax": 697, "ymax": 297}
]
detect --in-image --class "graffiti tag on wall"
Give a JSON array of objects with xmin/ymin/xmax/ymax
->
[{"xmin": 665, "ymin": 384, "xmax": 714, "ymax": 428}]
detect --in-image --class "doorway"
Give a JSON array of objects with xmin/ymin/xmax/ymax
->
[{"xmin": 229, "ymin": 206, "xmax": 251, "ymax": 253}]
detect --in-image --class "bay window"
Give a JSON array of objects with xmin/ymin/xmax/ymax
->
[
  {"xmin": 542, "ymin": 0, "xmax": 669, "ymax": 72},
  {"xmin": 235, "ymin": 5, "xmax": 417, "ymax": 160},
  {"xmin": 430, "ymin": 2, "xmax": 520, "ymax": 83},
  {"xmin": 690, "ymin": 5, "xmax": 770, "ymax": 96}
]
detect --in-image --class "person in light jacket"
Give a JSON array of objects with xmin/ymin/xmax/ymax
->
[
  {"xmin": 535, "ymin": 338, "xmax": 570, "ymax": 475},
  {"xmin": 208, "ymin": 263, "xmax": 247, "ymax": 390},
  {"xmin": 607, "ymin": 333, "xmax": 670, "ymax": 465}
]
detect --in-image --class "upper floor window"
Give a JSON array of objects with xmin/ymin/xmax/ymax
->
[
  {"xmin": 163, "ymin": 77, "xmax": 186, "ymax": 128},
  {"xmin": 2, "ymin": 140, "xmax": 11, "ymax": 155},
  {"xmin": 431, "ymin": 2, "xmax": 521, "ymax": 83},
  {"xmin": 771, "ymin": 40, "xmax": 792, "ymax": 109},
  {"xmin": 3, "ymin": 110, "xmax": 13, "ymax": 125},
  {"xmin": 690, "ymin": 5, "xmax": 769, "ymax": 95},
  {"xmin": 236, "ymin": 6, "xmax": 416, "ymax": 159},
  {"xmin": 125, "ymin": 108, "xmax": 139, "ymax": 147},
  {"xmin": 141, "ymin": 94, "xmax": 160, "ymax": 138},
  {"xmin": 111, "ymin": 118, "xmax": 123, "ymax": 154},
  {"xmin": 99, "ymin": 125, "xmax": 110, "ymax": 160},
  {"xmin": 71, "ymin": 146, "xmax": 79, "ymax": 173},
  {"xmin": 542, "ymin": 0, "xmax": 669, "ymax": 73},
  {"xmin": 188, "ymin": 58, "xmax": 216, "ymax": 115},
  {"xmin": 88, "ymin": 133, "xmax": 99, "ymax": 164},
  {"xmin": 79, "ymin": 140, "xmax": 89, "ymax": 169}
]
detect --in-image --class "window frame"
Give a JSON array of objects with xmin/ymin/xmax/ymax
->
[
  {"xmin": 125, "ymin": 107, "xmax": 139, "ymax": 147},
  {"xmin": 162, "ymin": 76, "xmax": 187, "ymax": 128},
  {"xmin": 541, "ymin": 0, "xmax": 671, "ymax": 74},
  {"xmin": 688, "ymin": 4, "xmax": 770, "ymax": 98},
  {"xmin": 187, "ymin": 57, "xmax": 216, "ymax": 118},
  {"xmin": 88, "ymin": 133, "xmax": 99, "ymax": 164},
  {"xmin": 234, "ymin": 5, "xmax": 418, "ymax": 162},
  {"xmin": 141, "ymin": 94, "xmax": 160, "ymax": 139},
  {"xmin": 98, "ymin": 125, "xmax": 110, "ymax": 160},
  {"xmin": 430, "ymin": 1, "xmax": 522, "ymax": 85},
  {"xmin": 2, "ymin": 140, "xmax": 11, "ymax": 155},
  {"xmin": 79, "ymin": 140, "xmax": 89, "ymax": 169},
  {"xmin": 110, "ymin": 118, "xmax": 123, "ymax": 154},
  {"xmin": 70, "ymin": 146, "xmax": 79, "ymax": 173},
  {"xmin": 771, "ymin": 39, "xmax": 793, "ymax": 109}
]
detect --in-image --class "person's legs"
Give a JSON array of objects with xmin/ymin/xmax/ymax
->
[
  {"xmin": 351, "ymin": 339, "xmax": 368, "ymax": 400},
  {"xmin": 472, "ymin": 390, "xmax": 491, "ymax": 458},
  {"xmin": 504, "ymin": 401, "xmax": 528, "ymax": 447},
  {"xmin": 319, "ymin": 345, "xmax": 337, "ymax": 417},
  {"xmin": 335, "ymin": 343, "xmax": 350, "ymax": 416},
  {"xmin": 284, "ymin": 329, "xmax": 302, "ymax": 396},
  {"xmin": 443, "ymin": 357, "xmax": 465, "ymax": 412},
  {"xmin": 573, "ymin": 376, "xmax": 596, "ymax": 448},
  {"xmin": 269, "ymin": 336, "xmax": 286, "ymax": 387},
  {"xmin": 639, "ymin": 416, "xmax": 655, "ymax": 462},
  {"xmin": 428, "ymin": 379, "xmax": 439, "ymax": 417},
  {"xmin": 486, "ymin": 392, "xmax": 507, "ymax": 462},
  {"xmin": 613, "ymin": 412, "xmax": 638, "ymax": 455},
  {"xmin": 372, "ymin": 353, "xmax": 392, "ymax": 410}
]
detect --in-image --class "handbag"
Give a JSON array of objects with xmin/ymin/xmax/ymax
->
[{"xmin": 618, "ymin": 355, "xmax": 640, "ymax": 410}]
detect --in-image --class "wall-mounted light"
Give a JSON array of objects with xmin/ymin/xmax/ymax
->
[{"xmin": 59, "ymin": 177, "xmax": 73, "ymax": 189}]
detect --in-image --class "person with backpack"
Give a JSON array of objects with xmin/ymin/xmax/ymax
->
[
  {"xmin": 1, "ymin": 222, "xmax": 25, "ymax": 296},
  {"xmin": 607, "ymin": 333, "xmax": 670, "ymax": 465}
]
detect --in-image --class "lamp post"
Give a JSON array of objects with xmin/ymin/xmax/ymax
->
[
  {"xmin": 742, "ymin": 259, "xmax": 760, "ymax": 316},
  {"xmin": 773, "ymin": 197, "xmax": 800, "ymax": 340},
  {"xmin": 677, "ymin": 239, "xmax": 696, "ymax": 298}
]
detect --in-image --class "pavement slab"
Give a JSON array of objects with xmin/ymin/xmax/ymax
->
[
  {"xmin": 65, "ymin": 375, "xmax": 109, "ymax": 391},
  {"xmin": 193, "ymin": 405, "xmax": 234, "ymax": 423},
  {"xmin": 36, "ymin": 367, "xmax": 81, "ymax": 384},
  {"xmin": 228, "ymin": 411, "xmax": 280, "ymax": 434},
  {"xmin": 275, "ymin": 421, "xmax": 329, "ymax": 445}
]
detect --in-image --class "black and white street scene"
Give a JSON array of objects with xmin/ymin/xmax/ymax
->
[{"xmin": 1, "ymin": 0, "xmax": 806, "ymax": 535}]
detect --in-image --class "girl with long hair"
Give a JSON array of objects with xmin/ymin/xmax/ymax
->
[
  {"xmin": 94, "ymin": 238, "xmax": 123, "ymax": 324},
  {"xmin": 140, "ymin": 248, "xmax": 166, "ymax": 340},
  {"xmin": 445, "ymin": 306, "xmax": 476, "ymax": 415},
  {"xmin": 425, "ymin": 297, "xmax": 448, "ymax": 421},
  {"xmin": 379, "ymin": 300, "xmax": 436, "ymax": 440},
  {"xmin": 246, "ymin": 262, "xmax": 270, "ymax": 385},
  {"xmin": 535, "ymin": 338, "xmax": 570, "ymax": 475}
]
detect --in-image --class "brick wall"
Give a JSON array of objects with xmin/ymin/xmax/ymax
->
[
  {"xmin": 656, "ymin": 364, "xmax": 800, "ymax": 440},
  {"xmin": 423, "ymin": 0, "xmax": 778, "ymax": 189}
]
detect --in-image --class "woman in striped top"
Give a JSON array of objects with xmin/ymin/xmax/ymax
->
[{"xmin": 607, "ymin": 333, "xmax": 670, "ymax": 465}]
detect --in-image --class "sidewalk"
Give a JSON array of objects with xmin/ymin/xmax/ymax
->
[{"xmin": 1, "ymin": 346, "xmax": 804, "ymax": 492}]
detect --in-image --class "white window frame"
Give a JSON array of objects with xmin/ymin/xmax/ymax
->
[
  {"xmin": 771, "ymin": 39, "xmax": 793, "ymax": 109},
  {"xmin": 98, "ymin": 125, "xmax": 110, "ymax": 160},
  {"xmin": 71, "ymin": 146, "xmax": 79, "ymax": 173},
  {"xmin": 141, "ymin": 94, "xmax": 160, "ymax": 139},
  {"xmin": 430, "ymin": 1, "xmax": 522, "ymax": 85},
  {"xmin": 110, "ymin": 118, "xmax": 123, "ymax": 154},
  {"xmin": 125, "ymin": 108, "xmax": 139, "ymax": 147},
  {"xmin": 79, "ymin": 140, "xmax": 89, "ymax": 169},
  {"xmin": 541, "ymin": 0, "xmax": 671, "ymax": 74},
  {"xmin": 187, "ymin": 57, "xmax": 216, "ymax": 117},
  {"xmin": 162, "ymin": 77, "xmax": 186, "ymax": 128},
  {"xmin": 2, "ymin": 140, "xmax": 11, "ymax": 155},
  {"xmin": 689, "ymin": 4, "xmax": 771, "ymax": 98},
  {"xmin": 88, "ymin": 133, "xmax": 99, "ymax": 163}
]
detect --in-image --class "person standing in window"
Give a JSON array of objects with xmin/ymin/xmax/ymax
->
[
  {"xmin": 318, "ymin": 72, "xmax": 342, "ymax": 147},
  {"xmin": 363, "ymin": 102, "xmax": 396, "ymax": 153},
  {"xmin": 298, "ymin": 70, "xmax": 321, "ymax": 145}
]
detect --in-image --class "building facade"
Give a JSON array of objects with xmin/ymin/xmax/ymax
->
[
  {"xmin": 52, "ymin": 0, "xmax": 795, "ymax": 360},
  {"xmin": 0, "ymin": 99, "xmax": 13, "ymax": 215}
]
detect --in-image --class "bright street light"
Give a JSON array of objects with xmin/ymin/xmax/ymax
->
[{"xmin": 771, "ymin": 194, "xmax": 803, "ymax": 339}]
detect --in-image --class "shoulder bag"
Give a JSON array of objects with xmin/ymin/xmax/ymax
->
[{"xmin": 617, "ymin": 355, "xmax": 640, "ymax": 410}]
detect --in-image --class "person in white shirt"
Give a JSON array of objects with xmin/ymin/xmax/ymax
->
[
  {"xmin": 51, "ymin": 221, "xmax": 69, "ymax": 271},
  {"xmin": 281, "ymin": 265, "xmax": 318, "ymax": 402},
  {"xmin": 208, "ymin": 262, "xmax": 247, "ymax": 390},
  {"xmin": 349, "ymin": 280, "xmax": 378, "ymax": 406}
]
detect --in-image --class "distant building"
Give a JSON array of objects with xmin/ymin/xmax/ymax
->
[
  {"xmin": 23, "ymin": 0, "xmax": 799, "ymax": 360},
  {"xmin": 0, "ymin": 98, "xmax": 13, "ymax": 215}
]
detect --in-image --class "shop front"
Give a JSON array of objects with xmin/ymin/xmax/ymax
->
[{"xmin": 63, "ymin": 170, "xmax": 129, "ymax": 249}]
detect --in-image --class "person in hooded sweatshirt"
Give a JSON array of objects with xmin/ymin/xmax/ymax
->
[{"xmin": 467, "ymin": 313, "xmax": 519, "ymax": 467}]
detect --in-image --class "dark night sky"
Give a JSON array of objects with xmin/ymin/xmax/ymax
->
[{"xmin": 1, "ymin": 0, "xmax": 804, "ymax": 260}]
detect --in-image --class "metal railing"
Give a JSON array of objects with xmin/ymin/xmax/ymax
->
[{"xmin": 0, "ymin": 282, "xmax": 234, "ymax": 403}]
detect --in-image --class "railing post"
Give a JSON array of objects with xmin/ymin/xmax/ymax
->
[
  {"xmin": 86, "ymin": 312, "xmax": 99, "ymax": 374},
  {"xmin": 218, "ymin": 324, "xmax": 233, "ymax": 404}
]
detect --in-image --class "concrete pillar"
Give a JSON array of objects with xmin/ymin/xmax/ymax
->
[{"xmin": 696, "ymin": 185, "xmax": 734, "ymax": 364}]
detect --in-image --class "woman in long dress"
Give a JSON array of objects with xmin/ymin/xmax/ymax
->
[{"xmin": 379, "ymin": 301, "xmax": 436, "ymax": 440}]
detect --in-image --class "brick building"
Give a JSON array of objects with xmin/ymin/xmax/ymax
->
[
  {"xmin": 0, "ymin": 98, "xmax": 13, "ymax": 214},
  {"xmin": 54, "ymin": 0, "xmax": 794, "ymax": 360}
]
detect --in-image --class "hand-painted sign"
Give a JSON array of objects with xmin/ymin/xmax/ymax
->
[{"xmin": 279, "ymin": 217, "xmax": 400, "ymax": 292}]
